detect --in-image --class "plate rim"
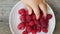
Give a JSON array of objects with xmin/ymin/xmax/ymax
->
[{"xmin": 9, "ymin": 1, "xmax": 56, "ymax": 34}]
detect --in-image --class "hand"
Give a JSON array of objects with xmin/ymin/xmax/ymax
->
[{"xmin": 21, "ymin": 0, "xmax": 47, "ymax": 19}]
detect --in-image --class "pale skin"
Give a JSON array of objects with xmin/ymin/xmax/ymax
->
[{"xmin": 21, "ymin": 0, "xmax": 47, "ymax": 19}]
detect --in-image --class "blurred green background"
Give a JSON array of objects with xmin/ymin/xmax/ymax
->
[{"xmin": 0, "ymin": 0, "xmax": 60, "ymax": 34}]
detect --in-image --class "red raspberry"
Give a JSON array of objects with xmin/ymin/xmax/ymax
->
[
  {"xmin": 18, "ymin": 9, "xmax": 26, "ymax": 15},
  {"xmin": 37, "ymin": 24, "xmax": 41, "ymax": 32},
  {"xmin": 42, "ymin": 27, "xmax": 48, "ymax": 33},
  {"xmin": 20, "ymin": 15, "xmax": 26, "ymax": 22},
  {"xmin": 41, "ymin": 21, "xmax": 48, "ymax": 28},
  {"xmin": 18, "ymin": 23, "xmax": 25, "ymax": 30},
  {"xmin": 32, "ymin": 14, "xmax": 36, "ymax": 20},
  {"xmin": 37, "ymin": 27, "xmax": 41, "ymax": 32},
  {"xmin": 40, "ymin": 19, "xmax": 43, "ymax": 23},
  {"xmin": 37, "ymin": 24, "xmax": 41, "ymax": 28},
  {"xmin": 32, "ymin": 25, "xmax": 37, "ymax": 30},
  {"xmin": 34, "ymin": 20, "xmax": 39, "ymax": 24},
  {"xmin": 26, "ymin": 15, "xmax": 32, "ymax": 22},
  {"xmin": 29, "ymin": 21, "xmax": 34, "ymax": 26},
  {"xmin": 42, "ymin": 19, "xmax": 48, "ymax": 28},
  {"xmin": 44, "ymin": 19, "xmax": 49, "ymax": 23},
  {"xmin": 40, "ymin": 15, "xmax": 44, "ymax": 20},
  {"xmin": 32, "ymin": 30, "xmax": 37, "ymax": 34},
  {"xmin": 47, "ymin": 14, "xmax": 52, "ymax": 19},
  {"xmin": 26, "ymin": 26, "xmax": 32, "ymax": 32},
  {"xmin": 25, "ymin": 11, "xmax": 29, "ymax": 15},
  {"xmin": 25, "ymin": 22, "xmax": 29, "ymax": 26},
  {"xmin": 22, "ymin": 31, "xmax": 28, "ymax": 34}
]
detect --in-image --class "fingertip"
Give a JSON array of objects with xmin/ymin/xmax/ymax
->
[
  {"xmin": 36, "ymin": 14, "xmax": 40, "ymax": 20},
  {"xmin": 29, "ymin": 10, "xmax": 32, "ymax": 15},
  {"xmin": 34, "ymin": 11, "xmax": 40, "ymax": 20},
  {"xmin": 44, "ymin": 12, "xmax": 47, "ymax": 18},
  {"xmin": 26, "ymin": 6, "xmax": 32, "ymax": 15}
]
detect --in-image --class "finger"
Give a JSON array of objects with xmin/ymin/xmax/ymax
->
[
  {"xmin": 26, "ymin": 6, "xmax": 32, "ymax": 15},
  {"xmin": 32, "ymin": 6, "xmax": 40, "ymax": 19},
  {"xmin": 39, "ymin": 3, "xmax": 47, "ymax": 17},
  {"xmin": 21, "ymin": 0, "xmax": 32, "ymax": 15}
]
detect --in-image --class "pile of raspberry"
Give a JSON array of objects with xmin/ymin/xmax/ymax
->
[{"xmin": 17, "ymin": 9, "xmax": 52, "ymax": 34}]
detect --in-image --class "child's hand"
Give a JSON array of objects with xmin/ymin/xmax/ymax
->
[{"xmin": 21, "ymin": 0, "xmax": 47, "ymax": 19}]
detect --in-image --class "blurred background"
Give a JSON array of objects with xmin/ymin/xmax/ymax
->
[{"xmin": 0, "ymin": 0, "xmax": 60, "ymax": 34}]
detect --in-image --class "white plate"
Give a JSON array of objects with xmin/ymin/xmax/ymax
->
[{"xmin": 9, "ymin": 1, "xmax": 56, "ymax": 34}]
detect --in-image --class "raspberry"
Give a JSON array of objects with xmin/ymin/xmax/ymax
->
[
  {"xmin": 34, "ymin": 20, "xmax": 39, "ymax": 24},
  {"xmin": 26, "ymin": 15, "xmax": 32, "ymax": 22},
  {"xmin": 41, "ymin": 21, "xmax": 48, "ymax": 28},
  {"xmin": 20, "ymin": 15, "xmax": 26, "ymax": 22},
  {"xmin": 37, "ymin": 24, "xmax": 41, "ymax": 32},
  {"xmin": 25, "ymin": 22, "xmax": 29, "ymax": 26},
  {"xmin": 44, "ymin": 19, "xmax": 49, "ymax": 23},
  {"xmin": 18, "ymin": 23, "xmax": 25, "ymax": 30},
  {"xmin": 37, "ymin": 27, "xmax": 41, "ymax": 32},
  {"xmin": 40, "ymin": 19, "xmax": 43, "ymax": 22},
  {"xmin": 26, "ymin": 11, "xmax": 29, "ymax": 15},
  {"xmin": 32, "ymin": 25, "xmax": 37, "ymax": 30},
  {"xmin": 32, "ymin": 14, "xmax": 36, "ymax": 20},
  {"xmin": 47, "ymin": 14, "xmax": 52, "ymax": 19},
  {"xmin": 42, "ymin": 27, "xmax": 48, "ymax": 33},
  {"xmin": 32, "ymin": 30, "xmax": 37, "ymax": 34},
  {"xmin": 26, "ymin": 26, "xmax": 32, "ymax": 32},
  {"xmin": 22, "ymin": 31, "xmax": 28, "ymax": 34},
  {"xmin": 18, "ymin": 9, "xmax": 26, "ymax": 15},
  {"xmin": 41, "ymin": 19, "xmax": 48, "ymax": 28},
  {"xmin": 29, "ymin": 21, "xmax": 34, "ymax": 26}
]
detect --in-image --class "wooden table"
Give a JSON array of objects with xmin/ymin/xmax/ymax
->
[{"xmin": 0, "ymin": 0, "xmax": 60, "ymax": 34}]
